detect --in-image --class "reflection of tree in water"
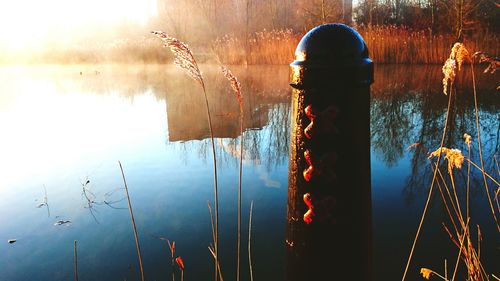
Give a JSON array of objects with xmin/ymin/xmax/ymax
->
[
  {"xmin": 160, "ymin": 65, "xmax": 291, "ymax": 169},
  {"xmin": 243, "ymin": 103, "xmax": 291, "ymax": 170},
  {"xmin": 371, "ymin": 65, "xmax": 499, "ymax": 203},
  {"xmin": 371, "ymin": 82, "xmax": 422, "ymax": 167}
]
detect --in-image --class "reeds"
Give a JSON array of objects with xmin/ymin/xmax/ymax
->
[
  {"xmin": 118, "ymin": 161, "xmax": 145, "ymax": 281},
  {"xmin": 74, "ymin": 240, "xmax": 79, "ymax": 281},
  {"xmin": 248, "ymin": 201, "xmax": 254, "ymax": 281},
  {"xmin": 213, "ymin": 29, "xmax": 300, "ymax": 65},
  {"xmin": 403, "ymin": 42, "xmax": 500, "ymax": 280},
  {"xmin": 212, "ymin": 26, "xmax": 499, "ymax": 65},
  {"xmin": 152, "ymin": 31, "xmax": 221, "ymax": 281},
  {"xmin": 220, "ymin": 65, "xmax": 244, "ymax": 281}
]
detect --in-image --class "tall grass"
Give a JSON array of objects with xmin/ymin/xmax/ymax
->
[
  {"xmin": 212, "ymin": 29, "xmax": 300, "ymax": 65},
  {"xmin": 119, "ymin": 161, "xmax": 145, "ymax": 281},
  {"xmin": 74, "ymin": 240, "xmax": 79, "ymax": 281},
  {"xmin": 212, "ymin": 26, "xmax": 499, "ymax": 65},
  {"xmin": 220, "ymin": 66, "xmax": 244, "ymax": 281},
  {"xmin": 402, "ymin": 43, "xmax": 500, "ymax": 280},
  {"xmin": 152, "ymin": 31, "xmax": 221, "ymax": 281}
]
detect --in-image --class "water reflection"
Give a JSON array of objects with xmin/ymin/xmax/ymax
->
[
  {"xmin": 0, "ymin": 64, "xmax": 292, "ymax": 281},
  {"xmin": 371, "ymin": 65, "xmax": 499, "ymax": 182},
  {"xmin": 0, "ymin": 64, "xmax": 497, "ymax": 281},
  {"xmin": 370, "ymin": 65, "xmax": 499, "ymax": 280}
]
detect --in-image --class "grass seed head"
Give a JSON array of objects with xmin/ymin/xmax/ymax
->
[{"xmin": 151, "ymin": 31, "xmax": 203, "ymax": 86}]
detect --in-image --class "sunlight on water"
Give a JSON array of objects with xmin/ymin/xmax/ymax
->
[
  {"xmin": 0, "ymin": 64, "xmax": 497, "ymax": 281},
  {"xmin": 0, "ymin": 84, "xmax": 165, "ymax": 189}
]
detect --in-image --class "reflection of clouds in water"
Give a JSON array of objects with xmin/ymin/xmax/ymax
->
[
  {"xmin": 217, "ymin": 139, "xmax": 280, "ymax": 188},
  {"xmin": 256, "ymin": 166, "xmax": 280, "ymax": 188}
]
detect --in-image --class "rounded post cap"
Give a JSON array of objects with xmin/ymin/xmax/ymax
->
[{"xmin": 290, "ymin": 24, "xmax": 373, "ymax": 89}]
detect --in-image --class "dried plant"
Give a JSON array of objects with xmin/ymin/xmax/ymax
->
[
  {"xmin": 450, "ymin": 42, "xmax": 470, "ymax": 71},
  {"xmin": 404, "ymin": 41, "xmax": 499, "ymax": 281},
  {"xmin": 442, "ymin": 42, "xmax": 471, "ymax": 95},
  {"xmin": 74, "ymin": 240, "xmax": 79, "ymax": 281},
  {"xmin": 248, "ymin": 201, "xmax": 254, "ymax": 281},
  {"xmin": 420, "ymin": 268, "xmax": 447, "ymax": 280},
  {"xmin": 429, "ymin": 147, "xmax": 465, "ymax": 175},
  {"xmin": 118, "ymin": 161, "xmax": 145, "ymax": 281},
  {"xmin": 473, "ymin": 52, "xmax": 499, "ymax": 74},
  {"xmin": 220, "ymin": 65, "xmax": 244, "ymax": 281},
  {"xmin": 442, "ymin": 58, "xmax": 457, "ymax": 95},
  {"xmin": 221, "ymin": 66, "xmax": 243, "ymax": 108},
  {"xmin": 152, "ymin": 31, "xmax": 221, "ymax": 281},
  {"xmin": 151, "ymin": 31, "xmax": 203, "ymax": 86},
  {"xmin": 176, "ymin": 257, "xmax": 185, "ymax": 281}
]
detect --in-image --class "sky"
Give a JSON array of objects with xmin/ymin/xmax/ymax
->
[{"xmin": 0, "ymin": 0, "xmax": 157, "ymax": 50}]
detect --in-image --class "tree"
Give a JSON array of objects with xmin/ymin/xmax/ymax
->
[{"xmin": 296, "ymin": 0, "xmax": 353, "ymax": 30}]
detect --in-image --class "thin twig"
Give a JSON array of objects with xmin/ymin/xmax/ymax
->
[
  {"xmin": 208, "ymin": 246, "xmax": 224, "ymax": 281},
  {"xmin": 466, "ymin": 159, "xmax": 500, "ymax": 187},
  {"xmin": 74, "ymin": 240, "xmax": 79, "ymax": 281},
  {"xmin": 42, "ymin": 185, "xmax": 50, "ymax": 217},
  {"xmin": 248, "ymin": 201, "xmax": 254, "ymax": 281},
  {"xmin": 119, "ymin": 161, "xmax": 145, "ymax": 281},
  {"xmin": 470, "ymin": 62, "xmax": 500, "ymax": 233},
  {"xmin": 221, "ymin": 65, "xmax": 244, "ymax": 281},
  {"xmin": 402, "ymin": 83, "xmax": 454, "ymax": 280},
  {"xmin": 451, "ymin": 219, "xmax": 469, "ymax": 281}
]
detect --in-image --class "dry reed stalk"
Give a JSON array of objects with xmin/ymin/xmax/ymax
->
[
  {"xmin": 152, "ymin": 30, "xmax": 221, "ymax": 281},
  {"xmin": 221, "ymin": 65, "xmax": 244, "ymax": 281},
  {"xmin": 402, "ymin": 41, "xmax": 462, "ymax": 281},
  {"xmin": 207, "ymin": 246, "xmax": 224, "ymax": 281},
  {"xmin": 207, "ymin": 202, "xmax": 224, "ymax": 281},
  {"xmin": 469, "ymin": 57, "xmax": 500, "ymax": 233},
  {"xmin": 74, "ymin": 240, "xmax": 79, "ymax": 281},
  {"xmin": 464, "ymin": 134, "xmax": 472, "ymax": 228},
  {"xmin": 451, "ymin": 219, "xmax": 470, "ymax": 281},
  {"xmin": 494, "ymin": 155, "xmax": 500, "ymax": 177},
  {"xmin": 167, "ymin": 240, "xmax": 176, "ymax": 281},
  {"xmin": 402, "ymin": 82, "xmax": 454, "ymax": 281},
  {"xmin": 248, "ymin": 201, "xmax": 254, "ymax": 281},
  {"xmin": 431, "ymin": 162, "xmax": 460, "ymax": 235},
  {"xmin": 464, "ymin": 160, "xmax": 500, "ymax": 187},
  {"xmin": 176, "ymin": 257, "xmax": 185, "ymax": 281},
  {"xmin": 414, "ymin": 43, "xmax": 499, "ymax": 281},
  {"xmin": 118, "ymin": 161, "xmax": 145, "ymax": 281}
]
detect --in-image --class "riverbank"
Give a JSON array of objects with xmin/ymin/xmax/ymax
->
[{"xmin": 1, "ymin": 26, "xmax": 498, "ymax": 65}]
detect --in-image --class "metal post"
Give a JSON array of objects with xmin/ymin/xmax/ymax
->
[{"xmin": 286, "ymin": 24, "xmax": 373, "ymax": 280}]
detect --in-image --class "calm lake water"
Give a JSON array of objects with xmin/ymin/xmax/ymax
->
[{"xmin": 0, "ymin": 64, "xmax": 498, "ymax": 281}]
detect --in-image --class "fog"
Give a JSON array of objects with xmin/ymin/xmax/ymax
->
[{"xmin": 0, "ymin": 0, "xmax": 354, "ymax": 64}]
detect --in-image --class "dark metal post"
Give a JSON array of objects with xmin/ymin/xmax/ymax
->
[{"xmin": 286, "ymin": 24, "xmax": 373, "ymax": 280}]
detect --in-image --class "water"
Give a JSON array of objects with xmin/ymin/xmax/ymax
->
[{"xmin": 0, "ymin": 64, "xmax": 498, "ymax": 281}]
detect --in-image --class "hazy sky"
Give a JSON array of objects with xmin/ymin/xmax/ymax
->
[{"xmin": 0, "ymin": 0, "xmax": 157, "ymax": 50}]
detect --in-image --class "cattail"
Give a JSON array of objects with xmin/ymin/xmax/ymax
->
[{"xmin": 151, "ymin": 31, "xmax": 204, "ymax": 86}]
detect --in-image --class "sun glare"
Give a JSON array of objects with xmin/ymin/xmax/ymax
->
[{"xmin": 0, "ymin": 0, "xmax": 157, "ymax": 50}]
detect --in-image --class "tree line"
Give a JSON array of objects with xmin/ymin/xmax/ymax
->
[{"xmin": 153, "ymin": 0, "xmax": 499, "ymax": 43}]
